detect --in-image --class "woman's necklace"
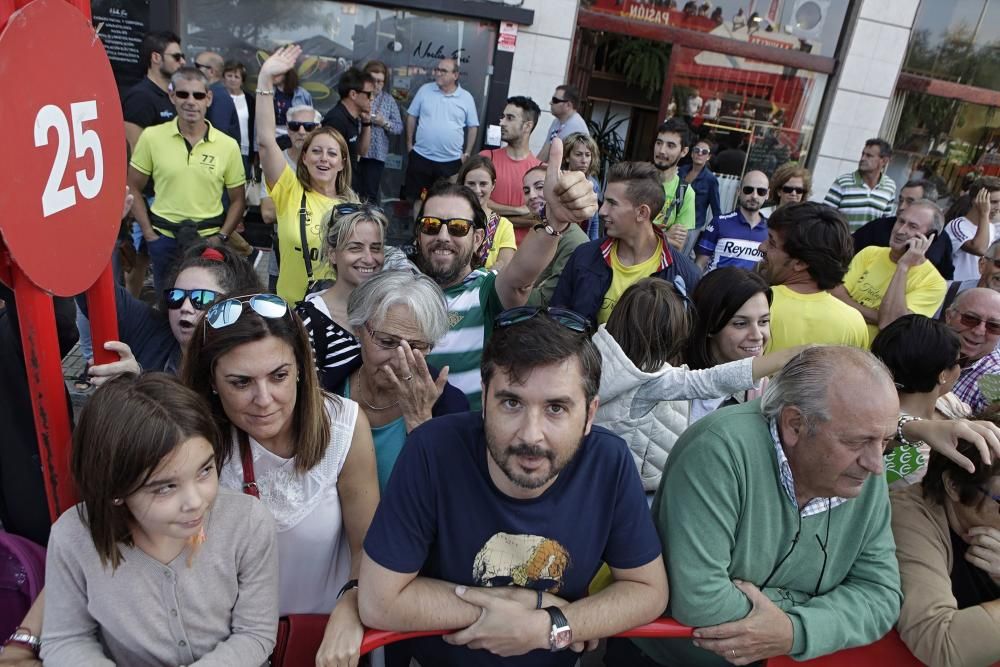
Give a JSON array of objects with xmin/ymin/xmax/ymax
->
[{"xmin": 357, "ymin": 371, "xmax": 398, "ymax": 411}]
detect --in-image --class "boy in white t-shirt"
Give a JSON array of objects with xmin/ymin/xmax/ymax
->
[{"xmin": 946, "ymin": 177, "xmax": 1000, "ymax": 282}]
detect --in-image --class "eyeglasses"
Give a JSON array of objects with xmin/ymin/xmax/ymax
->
[
  {"xmin": 288, "ymin": 121, "xmax": 319, "ymax": 132},
  {"xmin": 742, "ymin": 186, "xmax": 769, "ymax": 196},
  {"xmin": 550, "ymin": 97, "xmax": 567, "ymax": 105},
  {"xmin": 432, "ymin": 67, "xmax": 455, "ymax": 74},
  {"xmin": 364, "ymin": 322, "xmax": 432, "ymax": 352},
  {"xmin": 977, "ymin": 486, "xmax": 1000, "ymax": 513},
  {"xmin": 418, "ymin": 216, "xmax": 475, "ymax": 237},
  {"xmin": 494, "ymin": 306, "xmax": 592, "ymax": 334},
  {"xmin": 164, "ymin": 52, "xmax": 186, "ymax": 62},
  {"xmin": 781, "ymin": 186, "xmax": 805, "ymax": 195},
  {"xmin": 205, "ymin": 294, "xmax": 289, "ymax": 331},
  {"xmin": 957, "ymin": 311, "xmax": 1000, "ymax": 335},
  {"xmin": 174, "ymin": 90, "xmax": 208, "ymax": 100},
  {"xmin": 760, "ymin": 501, "xmax": 832, "ymax": 598},
  {"xmin": 164, "ymin": 288, "xmax": 220, "ymax": 311},
  {"xmin": 194, "ymin": 62, "xmax": 211, "ymax": 71},
  {"xmin": 691, "ymin": 147, "xmax": 711, "ymax": 156}
]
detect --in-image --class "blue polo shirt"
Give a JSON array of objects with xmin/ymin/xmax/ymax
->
[
  {"xmin": 409, "ymin": 82, "xmax": 480, "ymax": 162},
  {"xmin": 695, "ymin": 209, "xmax": 768, "ymax": 272}
]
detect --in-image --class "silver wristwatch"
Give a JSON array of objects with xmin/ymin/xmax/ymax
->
[{"xmin": 4, "ymin": 628, "xmax": 41, "ymax": 655}]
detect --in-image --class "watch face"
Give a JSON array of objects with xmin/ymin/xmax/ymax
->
[{"xmin": 551, "ymin": 625, "xmax": 573, "ymax": 650}]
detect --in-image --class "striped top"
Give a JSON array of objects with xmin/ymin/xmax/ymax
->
[
  {"xmin": 295, "ymin": 293, "xmax": 361, "ymax": 390},
  {"xmin": 824, "ymin": 170, "xmax": 897, "ymax": 228},
  {"xmin": 425, "ymin": 269, "xmax": 503, "ymax": 411}
]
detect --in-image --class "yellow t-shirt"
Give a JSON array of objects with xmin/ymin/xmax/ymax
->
[
  {"xmin": 597, "ymin": 239, "xmax": 663, "ymax": 324},
  {"xmin": 485, "ymin": 216, "xmax": 517, "ymax": 270},
  {"xmin": 843, "ymin": 246, "xmax": 947, "ymax": 343},
  {"xmin": 270, "ymin": 165, "xmax": 340, "ymax": 304},
  {"xmin": 766, "ymin": 285, "xmax": 869, "ymax": 352}
]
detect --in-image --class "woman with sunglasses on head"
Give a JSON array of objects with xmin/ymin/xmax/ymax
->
[
  {"xmin": 891, "ymin": 436, "xmax": 1000, "ymax": 667},
  {"xmin": 257, "ymin": 44, "xmax": 359, "ymax": 305},
  {"xmin": 182, "ymin": 291, "xmax": 379, "ymax": 667},
  {"xmin": 457, "ymin": 155, "xmax": 517, "ymax": 271},
  {"xmin": 341, "ymin": 271, "xmax": 468, "ymax": 490},
  {"xmin": 296, "ymin": 204, "xmax": 388, "ymax": 391},
  {"xmin": 80, "ymin": 243, "xmax": 260, "ymax": 385},
  {"xmin": 678, "ymin": 139, "xmax": 721, "ymax": 235},
  {"xmin": 595, "ymin": 277, "xmax": 802, "ymax": 493},
  {"xmin": 760, "ymin": 162, "xmax": 811, "ymax": 219}
]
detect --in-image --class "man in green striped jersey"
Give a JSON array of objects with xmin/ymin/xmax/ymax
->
[
  {"xmin": 824, "ymin": 139, "xmax": 897, "ymax": 230},
  {"xmin": 417, "ymin": 138, "xmax": 597, "ymax": 410}
]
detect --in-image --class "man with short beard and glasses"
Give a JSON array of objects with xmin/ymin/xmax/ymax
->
[
  {"xmin": 359, "ymin": 311, "xmax": 668, "ymax": 667},
  {"xmin": 415, "ymin": 139, "xmax": 597, "ymax": 410},
  {"xmin": 651, "ymin": 118, "xmax": 696, "ymax": 250},
  {"xmin": 695, "ymin": 170, "xmax": 769, "ymax": 272}
]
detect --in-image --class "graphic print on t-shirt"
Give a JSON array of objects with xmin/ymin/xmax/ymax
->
[{"xmin": 472, "ymin": 532, "xmax": 570, "ymax": 593}]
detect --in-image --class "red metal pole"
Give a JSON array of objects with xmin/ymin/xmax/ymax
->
[
  {"xmin": 86, "ymin": 263, "xmax": 120, "ymax": 366},
  {"xmin": 9, "ymin": 259, "xmax": 77, "ymax": 519}
]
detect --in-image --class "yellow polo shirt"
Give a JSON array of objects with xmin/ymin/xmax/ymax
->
[{"xmin": 130, "ymin": 118, "xmax": 245, "ymax": 234}]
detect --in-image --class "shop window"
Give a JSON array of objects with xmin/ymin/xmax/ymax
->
[
  {"xmin": 904, "ymin": 0, "xmax": 1000, "ymax": 92},
  {"xmin": 178, "ymin": 0, "xmax": 497, "ymax": 210}
]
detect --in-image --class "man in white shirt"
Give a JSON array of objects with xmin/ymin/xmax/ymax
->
[{"xmin": 945, "ymin": 176, "xmax": 1000, "ymax": 282}]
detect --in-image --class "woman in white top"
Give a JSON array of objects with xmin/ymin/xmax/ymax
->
[
  {"xmin": 595, "ymin": 277, "xmax": 801, "ymax": 492},
  {"xmin": 222, "ymin": 60, "xmax": 254, "ymax": 179},
  {"xmin": 181, "ymin": 291, "xmax": 379, "ymax": 667}
]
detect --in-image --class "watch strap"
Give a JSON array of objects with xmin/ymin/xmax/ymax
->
[
  {"xmin": 4, "ymin": 628, "xmax": 41, "ymax": 656},
  {"xmin": 543, "ymin": 605, "xmax": 571, "ymax": 651}
]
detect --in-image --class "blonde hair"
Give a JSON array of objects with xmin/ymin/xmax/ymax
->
[
  {"xmin": 562, "ymin": 132, "xmax": 600, "ymax": 178},
  {"xmin": 296, "ymin": 127, "xmax": 357, "ymax": 198}
]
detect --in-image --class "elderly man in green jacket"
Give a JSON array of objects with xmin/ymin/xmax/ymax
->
[{"xmin": 607, "ymin": 346, "xmax": 903, "ymax": 666}]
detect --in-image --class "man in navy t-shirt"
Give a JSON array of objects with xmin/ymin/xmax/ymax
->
[{"xmin": 360, "ymin": 310, "xmax": 667, "ymax": 666}]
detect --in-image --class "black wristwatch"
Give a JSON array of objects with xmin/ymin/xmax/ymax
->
[
  {"xmin": 543, "ymin": 606, "xmax": 573, "ymax": 651},
  {"xmin": 217, "ymin": 231, "xmax": 230, "ymax": 242}
]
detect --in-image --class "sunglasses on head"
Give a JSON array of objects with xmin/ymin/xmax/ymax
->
[
  {"xmin": 164, "ymin": 288, "xmax": 220, "ymax": 311},
  {"xmin": 205, "ymin": 294, "xmax": 289, "ymax": 332},
  {"xmin": 418, "ymin": 216, "xmax": 475, "ymax": 237},
  {"xmin": 174, "ymin": 90, "xmax": 208, "ymax": 100},
  {"xmin": 494, "ymin": 306, "xmax": 592, "ymax": 334},
  {"xmin": 288, "ymin": 121, "xmax": 319, "ymax": 132},
  {"xmin": 957, "ymin": 311, "xmax": 1000, "ymax": 335},
  {"xmin": 742, "ymin": 186, "xmax": 769, "ymax": 196},
  {"xmin": 781, "ymin": 186, "xmax": 805, "ymax": 195}
]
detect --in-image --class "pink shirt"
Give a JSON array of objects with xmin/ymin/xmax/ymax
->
[{"xmin": 479, "ymin": 147, "xmax": 541, "ymax": 208}]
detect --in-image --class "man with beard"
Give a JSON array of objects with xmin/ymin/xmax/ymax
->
[
  {"xmin": 758, "ymin": 202, "xmax": 869, "ymax": 351},
  {"xmin": 359, "ymin": 311, "xmax": 668, "ymax": 667},
  {"xmin": 695, "ymin": 170, "xmax": 769, "ymax": 272},
  {"xmin": 419, "ymin": 138, "xmax": 597, "ymax": 410},
  {"xmin": 833, "ymin": 199, "xmax": 947, "ymax": 343},
  {"xmin": 651, "ymin": 118, "xmax": 696, "ymax": 250},
  {"xmin": 480, "ymin": 96, "xmax": 542, "ymax": 232},
  {"xmin": 944, "ymin": 287, "xmax": 1000, "ymax": 413}
]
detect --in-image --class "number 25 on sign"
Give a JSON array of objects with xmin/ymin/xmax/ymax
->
[{"xmin": 34, "ymin": 101, "xmax": 105, "ymax": 217}]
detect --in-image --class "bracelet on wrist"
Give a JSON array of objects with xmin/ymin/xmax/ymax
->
[
  {"xmin": 336, "ymin": 578, "xmax": 359, "ymax": 599},
  {"xmin": 897, "ymin": 414, "xmax": 922, "ymax": 447},
  {"xmin": 255, "ymin": 89, "xmax": 275, "ymax": 96},
  {"xmin": 4, "ymin": 627, "xmax": 41, "ymax": 657}
]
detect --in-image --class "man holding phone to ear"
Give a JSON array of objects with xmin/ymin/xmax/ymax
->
[{"xmin": 833, "ymin": 199, "xmax": 947, "ymax": 343}]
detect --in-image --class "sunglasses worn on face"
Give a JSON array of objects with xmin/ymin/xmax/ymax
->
[
  {"xmin": 174, "ymin": 90, "xmax": 208, "ymax": 100},
  {"xmin": 551, "ymin": 97, "xmax": 567, "ymax": 105},
  {"xmin": 365, "ymin": 322, "xmax": 432, "ymax": 352},
  {"xmin": 165, "ymin": 52, "xmax": 186, "ymax": 62},
  {"xmin": 742, "ymin": 186, "xmax": 769, "ymax": 196},
  {"xmin": 354, "ymin": 89, "xmax": 374, "ymax": 99},
  {"xmin": 958, "ymin": 311, "xmax": 1000, "ymax": 335},
  {"xmin": 288, "ymin": 121, "xmax": 319, "ymax": 132},
  {"xmin": 691, "ymin": 147, "xmax": 711, "ymax": 155},
  {"xmin": 418, "ymin": 216, "xmax": 474, "ymax": 237},
  {"xmin": 978, "ymin": 486, "xmax": 1000, "ymax": 513},
  {"xmin": 781, "ymin": 186, "xmax": 805, "ymax": 195},
  {"xmin": 164, "ymin": 288, "xmax": 220, "ymax": 311},
  {"xmin": 205, "ymin": 294, "xmax": 289, "ymax": 331},
  {"xmin": 494, "ymin": 306, "xmax": 592, "ymax": 334}
]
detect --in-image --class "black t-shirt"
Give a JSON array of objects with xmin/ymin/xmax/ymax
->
[
  {"xmin": 121, "ymin": 77, "xmax": 176, "ymax": 129},
  {"xmin": 322, "ymin": 102, "xmax": 361, "ymax": 165},
  {"xmin": 950, "ymin": 528, "xmax": 1000, "ymax": 609}
]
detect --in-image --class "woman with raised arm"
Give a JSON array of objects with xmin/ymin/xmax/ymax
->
[{"xmin": 256, "ymin": 44, "xmax": 358, "ymax": 304}]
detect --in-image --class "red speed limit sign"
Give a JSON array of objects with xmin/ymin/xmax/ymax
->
[{"xmin": 0, "ymin": 0, "xmax": 126, "ymax": 296}]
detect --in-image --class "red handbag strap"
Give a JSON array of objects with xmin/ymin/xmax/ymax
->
[{"xmin": 238, "ymin": 430, "xmax": 260, "ymax": 499}]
